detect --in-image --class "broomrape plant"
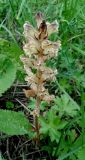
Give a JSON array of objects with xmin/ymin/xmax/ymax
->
[{"xmin": 20, "ymin": 12, "xmax": 61, "ymax": 143}]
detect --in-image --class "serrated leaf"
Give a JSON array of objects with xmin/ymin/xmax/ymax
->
[
  {"xmin": 0, "ymin": 109, "xmax": 31, "ymax": 135},
  {"xmin": 40, "ymin": 110, "xmax": 67, "ymax": 142},
  {"xmin": 53, "ymin": 94, "xmax": 80, "ymax": 117},
  {"xmin": 0, "ymin": 55, "xmax": 17, "ymax": 96}
]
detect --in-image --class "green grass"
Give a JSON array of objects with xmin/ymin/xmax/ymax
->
[{"xmin": 0, "ymin": 0, "xmax": 85, "ymax": 159}]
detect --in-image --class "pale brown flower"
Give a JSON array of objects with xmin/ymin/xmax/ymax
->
[{"xmin": 21, "ymin": 12, "xmax": 61, "ymax": 103}]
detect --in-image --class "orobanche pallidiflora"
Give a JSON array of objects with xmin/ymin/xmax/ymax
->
[{"xmin": 20, "ymin": 12, "xmax": 61, "ymax": 143}]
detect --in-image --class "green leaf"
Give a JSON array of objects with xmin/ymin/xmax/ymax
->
[
  {"xmin": 6, "ymin": 101, "xmax": 14, "ymax": 109},
  {"xmin": 0, "ymin": 153, "xmax": 5, "ymax": 160},
  {"xmin": 0, "ymin": 55, "xmax": 17, "ymax": 96},
  {"xmin": 53, "ymin": 94, "xmax": 80, "ymax": 117},
  {"xmin": 40, "ymin": 110, "xmax": 67, "ymax": 143},
  {"xmin": 77, "ymin": 147, "xmax": 85, "ymax": 160},
  {"xmin": 0, "ymin": 39, "xmax": 23, "ymax": 62},
  {"xmin": 0, "ymin": 109, "xmax": 31, "ymax": 135},
  {"xmin": 40, "ymin": 101, "xmax": 48, "ymax": 111},
  {"xmin": 28, "ymin": 98, "xmax": 36, "ymax": 110}
]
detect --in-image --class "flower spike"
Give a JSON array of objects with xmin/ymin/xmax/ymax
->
[
  {"xmin": 20, "ymin": 12, "xmax": 61, "ymax": 144},
  {"xmin": 21, "ymin": 12, "xmax": 61, "ymax": 103}
]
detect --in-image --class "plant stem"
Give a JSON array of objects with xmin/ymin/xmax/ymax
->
[
  {"xmin": 35, "ymin": 114, "xmax": 40, "ymax": 145},
  {"xmin": 34, "ymin": 69, "xmax": 41, "ymax": 145}
]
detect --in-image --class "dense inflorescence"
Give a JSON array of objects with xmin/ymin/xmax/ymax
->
[{"xmin": 20, "ymin": 12, "xmax": 61, "ymax": 115}]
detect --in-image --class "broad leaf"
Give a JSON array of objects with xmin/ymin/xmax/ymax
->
[
  {"xmin": 0, "ymin": 55, "xmax": 17, "ymax": 96},
  {"xmin": 0, "ymin": 109, "xmax": 31, "ymax": 135}
]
